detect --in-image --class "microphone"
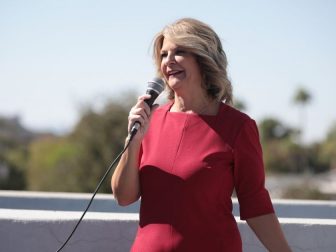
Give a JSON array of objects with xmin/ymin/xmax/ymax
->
[{"xmin": 128, "ymin": 77, "xmax": 165, "ymax": 141}]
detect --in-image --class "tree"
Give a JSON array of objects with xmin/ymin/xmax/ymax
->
[
  {"xmin": 259, "ymin": 118, "xmax": 297, "ymax": 142},
  {"xmin": 69, "ymin": 100, "xmax": 129, "ymax": 192},
  {"xmin": 27, "ymin": 136, "xmax": 81, "ymax": 191},
  {"xmin": 319, "ymin": 122, "xmax": 336, "ymax": 170},
  {"xmin": 26, "ymin": 97, "xmax": 132, "ymax": 193},
  {"xmin": 292, "ymin": 86, "xmax": 312, "ymax": 143},
  {"xmin": 258, "ymin": 117, "xmax": 302, "ymax": 173},
  {"xmin": 0, "ymin": 116, "xmax": 35, "ymax": 190},
  {"xmin": 292, "ymin": 86, "xmax": 312, "ymax": 172},
  {"xmin": 0, "ymin": 148, "xmax": 27, "ymax": 190}
]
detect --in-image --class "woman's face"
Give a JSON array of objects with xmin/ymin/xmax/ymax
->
[{"xmin": 160, "ymin": 38, "xmax": 202, "ymax": 94}]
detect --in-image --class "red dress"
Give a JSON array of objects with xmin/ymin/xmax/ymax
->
[{"xmin": 131, "ymin": 102, "xmax": 274, "ymax": 252}]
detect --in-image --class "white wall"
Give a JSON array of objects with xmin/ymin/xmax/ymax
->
[{"xmin": 1, "ymin": 191, "xmax": 336, "ymax": 252}]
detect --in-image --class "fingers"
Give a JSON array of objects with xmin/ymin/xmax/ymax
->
[
  {"xmin": 137, "ymin": 94, "xmax": 151, "ymax": 117},
  {"xmin": 127, "ymin": 95, "xmax": 152, "ymax": 133},
  {"xmin": 129, "ymin": 107, "xmax": 147, "ymax": 127}
]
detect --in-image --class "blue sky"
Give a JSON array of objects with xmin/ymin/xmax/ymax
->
[{"xmin": 0, "ymin": 0, "xmax": 335, "ymax": 143}]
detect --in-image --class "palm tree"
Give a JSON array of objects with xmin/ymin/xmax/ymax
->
[
  {"xmin": 292, "ymin": 86, "xmax": 312, "ymax": 172},
  {"xmin": 293, "ymin": 87, "xmax": 312, "ymax": 143}
]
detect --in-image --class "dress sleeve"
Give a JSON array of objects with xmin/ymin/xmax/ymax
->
[{"xmin": 233, "ymin": 118, "xmax": 274, "ymax": 220}]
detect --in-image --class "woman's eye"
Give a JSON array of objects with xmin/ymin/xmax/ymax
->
[
  {"xmin": 160, "ymin": 52, "xmax": 167, "ymax": 58},
  {"xmin": 175, "ymin": 48, "xmax": 188, "ymax": 55}
]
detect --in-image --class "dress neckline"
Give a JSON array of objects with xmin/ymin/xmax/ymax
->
[{"xmin": 165, "ymin": 101, "xmax": 226, "ymax": 118}]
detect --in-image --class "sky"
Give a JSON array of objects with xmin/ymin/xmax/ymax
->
[{"xmin": 0, "ymin": 0, "xmax": 335, "ymax": 143}]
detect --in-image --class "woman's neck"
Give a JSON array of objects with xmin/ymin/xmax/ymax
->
[{"xmin": 170, "ymin": 95, "xmax": 220, "ymax": 115}]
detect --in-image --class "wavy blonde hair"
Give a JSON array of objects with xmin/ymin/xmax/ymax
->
[{"xmin": 152, "ymin": 18, "xmax": 233, "ymax": 104}]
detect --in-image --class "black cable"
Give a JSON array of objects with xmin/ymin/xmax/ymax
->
[{"xmin": 56, "ymin": 135, "xmax": 132, "ymax": 252}]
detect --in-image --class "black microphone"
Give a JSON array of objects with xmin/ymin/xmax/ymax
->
[{"xmin": 128, "ymin": 77, "xmax": 165, "ymax": 141}]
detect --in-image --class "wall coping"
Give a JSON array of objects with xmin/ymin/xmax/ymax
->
[
  {"xmin": 2, "ymin": 190, "xmax": 336, "ymax": 205},
  {"xmin": 1, "ymin": 208, "xmax": 336, "ymax": 226},
  {"xmin": 2, "ymin": 190, "xmax": 336, "ymax": 219},
  {"xmin": 2, "ymin": 190, "xmax": 336, "ymax": 252}
]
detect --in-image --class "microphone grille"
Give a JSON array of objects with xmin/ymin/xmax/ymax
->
[{"xmin": 148, "ymin": 77, "xmax": 165, "ymax": 94}]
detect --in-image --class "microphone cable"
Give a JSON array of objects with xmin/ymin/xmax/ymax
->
[
  {"xmin": 56, "ymin": 76, "xmax": 163, "ymax": 251},
  {"xmin": 55, "ymin": 134, "xmax": 133, "ymax": 252}
]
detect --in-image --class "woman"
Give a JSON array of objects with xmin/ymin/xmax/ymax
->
[{"xmin": 112, "ymin": 18, "xmax": 291, "ymax": 252}]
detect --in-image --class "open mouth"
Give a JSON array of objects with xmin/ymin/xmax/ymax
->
[{"xmin": 168, "ymin": 70, "xmax": 184, "ymax": 78}]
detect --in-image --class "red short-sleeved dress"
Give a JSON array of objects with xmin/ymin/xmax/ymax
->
[{"xmin": 130, "ymin": 102, "xmax": 274, "ymax": 252}]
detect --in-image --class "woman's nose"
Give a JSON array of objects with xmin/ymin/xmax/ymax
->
[{"xmin": 164, "ymin": 52, "xmax": 176, "ymax": 65}]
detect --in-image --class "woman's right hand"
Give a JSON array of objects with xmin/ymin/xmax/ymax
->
[{"xmin": 127, "ymin": 94, "xmax": 157, "ymax": 142}]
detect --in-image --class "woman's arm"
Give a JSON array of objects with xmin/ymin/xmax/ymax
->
[
  {"xmin": 111, "ymin": 140, "xmax": 141, "ymax": 206},
  {"xmin": 246, "ymin": 213, "xmax": 292, "ymax": 252},
  {"xmin": 111, "ymin": 94, "xmax": 154, "ymax": 206}
]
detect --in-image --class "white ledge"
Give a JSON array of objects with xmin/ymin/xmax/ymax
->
[{"xmin": 1, "ymin": 190, "xmax": 336, "ymax": 252}]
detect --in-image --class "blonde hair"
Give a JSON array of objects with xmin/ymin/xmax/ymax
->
[{"xmin": 152, "ymin": 18, "xmax": 233, "ymax": 104}]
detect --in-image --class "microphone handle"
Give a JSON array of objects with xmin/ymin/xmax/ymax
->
[
  {"xmin": 144, "ymin": 89, "xmax": 159, "ymax": 107},
  {"xmin": 128, "ymin": 90, "xmax": 159, "ymax": 141}
]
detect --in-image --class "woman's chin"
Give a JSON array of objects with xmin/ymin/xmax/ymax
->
[{"xmin": 168, "ymin": 76, "xmax": 185, "ymax": 87}]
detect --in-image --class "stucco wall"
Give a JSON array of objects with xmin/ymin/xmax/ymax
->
[{"xmin": 1, "ymin": 191, "xmax": 336, "ymax": 252}]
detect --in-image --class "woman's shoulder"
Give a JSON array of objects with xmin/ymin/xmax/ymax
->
[
  {"xmin": 219, "ymin": 102, "xmax": 252, "ymax": 124},
  {"xmin": 217, "ymin": 103, "xmax": 259, "ymax": 147}
]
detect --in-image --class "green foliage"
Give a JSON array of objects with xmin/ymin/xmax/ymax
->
[
  {"xmin": 27, "ymin": 136, "xmax": 81, "ymax": 191},
  {"xmin": 292, "ymin": 87, "xmax": 312, "ymax": 106},
  {"xmin": 0, "ymin": 116, "xmax": 33, "ymax": 190},
  {"xmin": 319, "ymin": 122, "xmax": 336, "ymax": 169},
  {"xmin": 259, "ymin": 118, "xmax": 297, "ymax": 142},
  {"xmin": 262, "ymin": 139, "xmax": 303, "ymax": 173},
  {"xmin": 26, "ymin": 99, "xmax": 130, "ymax": 193},
  {"xmin": 259, "ymin": 117, "xmax": 300, "ymax": 173},
  {"xmin": 68, "ymin": 101, "xmax": 129, "ymax": 192},
  {"xmin": 282, "ymin": 185, "xmax": 331, "ymax": 200},
  {"xmin": 259, "ymin": 116, "xmax": 334, "ymax": 174},
  {"xmin": 0, "ymin": 148, "xmax": 27, "ymax": 190},
  {"xmin": 258, "ymin": 117, "xmax": 328, "ymax": 174},
  {"xmin": 305, "ymin": 143, "xmax": 330, "ymax": 173},
  {"xmin": 1, "ymin": 90, "xmax": 335, "ymax": 200}
]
